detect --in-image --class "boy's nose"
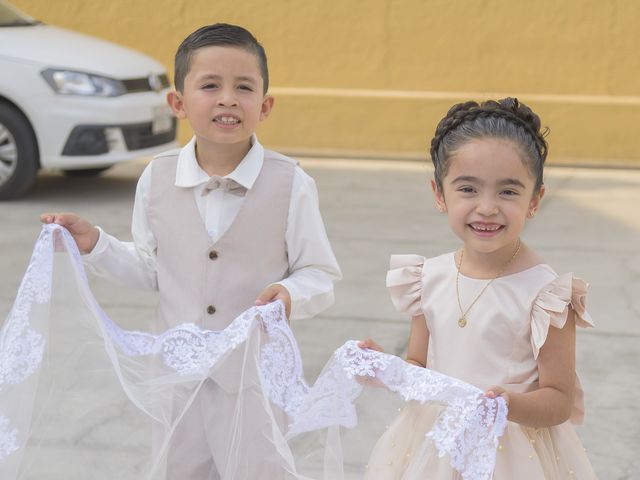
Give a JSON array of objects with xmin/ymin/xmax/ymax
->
[{"xmin": 217, "ymin": 90, "xmax": 238, "ymax": 107}]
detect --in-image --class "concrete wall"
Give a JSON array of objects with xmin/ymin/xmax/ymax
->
[{"xmin": 12, "ymin": 0, "xmax": 640, "ymax": 164}]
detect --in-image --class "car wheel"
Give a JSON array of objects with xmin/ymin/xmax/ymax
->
[
  {"xmin": 0, "ymin": 103, "xmax": 39, "ymax": 201},
  {"xmin": 63, "ymin": 166, "xmax": 113, "ymax": 177}
]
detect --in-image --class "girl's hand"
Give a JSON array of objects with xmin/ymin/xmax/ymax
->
[
  {"xmin": 484, "ymin": 385, "xmax": 510, "ymax": 407},
  {"xmin": 355, "ymin": 339, "xmax": 385, "ymax": 387},
  {"xmin": 40, "ymin": 212, "xmax": 99, "ymax": 254},
  {"xmin": 357, "ymin": 338, "xmax": 384, "ymax": 352}
]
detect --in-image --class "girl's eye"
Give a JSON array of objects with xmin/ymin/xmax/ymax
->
[
  {"xmin": 458, "ymin": 186, "xmax": 475, "ymax": 194},
  {"xmin": 501, "ymin": 190, "xmax": 519, "ymax": 196}
]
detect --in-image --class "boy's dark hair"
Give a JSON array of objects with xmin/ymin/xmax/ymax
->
[
  {"xmin": 174, "ymin": 23, "xmax": 269, "ymax": 94},
  {"xmin": 430, "ymin": 98, "xmax": 549, "ymax": 193}
]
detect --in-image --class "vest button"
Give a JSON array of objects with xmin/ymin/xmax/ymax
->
[
  {"xmin": 208, "ymin": 250, "xmax": 218, "ymax": 260},
  {"xmin": 206, "ymin": 305, "xmax": 216, "ymax": 315}
]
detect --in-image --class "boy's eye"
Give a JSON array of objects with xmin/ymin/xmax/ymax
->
[
  {"xmin": 500, "ymin": 189, "xmax": 519, "ymax": 196},
  {"xmin": 202, "ymin": 83, "xmax": 218, "ymax": 89},
  {"xmin": 237, "ymin": 85, "xmax": 253, "ymax": 91}
]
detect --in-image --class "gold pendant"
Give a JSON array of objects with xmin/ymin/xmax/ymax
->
[{"xmin": 458, "ymin": 316, "xmax": 467, "ymax": 328}]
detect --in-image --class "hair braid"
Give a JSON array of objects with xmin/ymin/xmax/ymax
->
[{"xmin": 430, "ymin": 98, "xmax": 548, "ymax": 192}]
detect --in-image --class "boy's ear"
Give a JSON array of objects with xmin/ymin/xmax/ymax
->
[
  {"xmin": 166, "ymin": 90, "xmax": 187, "ymax": 119},
  {"xmin": 259, "ymin": 95, "xmax": 274, "ymax": 121},
  {"xmin": 431, "ymin": 179, "xmax": 447, "ymax": 213}
]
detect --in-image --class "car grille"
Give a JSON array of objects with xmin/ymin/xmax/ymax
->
[
  {"xmin": 121, "ymin": 74, "xmax": 171, "ymax": 93},
  {"xmin": 121, "ymin": 119, "xmax": 177, "ymax": 150},
  {"xmin": 62, "ymin": 119, "xmax": 177, "ymax": 156}
]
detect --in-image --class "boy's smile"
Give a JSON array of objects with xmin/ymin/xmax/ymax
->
[
  {"xmin": 213, "ymin": 114, "xmax": 241, "ymax": 127},
  {"xmin": 167, "ymin": 46, "xmax": 273, "ymax": 165},
  {"xmin": 433, "ymin": 138, "xmax": 544, "ymax": 260}
]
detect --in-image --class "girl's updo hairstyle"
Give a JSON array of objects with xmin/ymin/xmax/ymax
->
[{"xmin": 429, "ymin": 97, "xmax": 548, "ymax": 193}]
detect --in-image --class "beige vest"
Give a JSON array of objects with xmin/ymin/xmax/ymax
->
[{"xmin": 148, "ymin": 149, "xmax": 295, "ymax": 333}]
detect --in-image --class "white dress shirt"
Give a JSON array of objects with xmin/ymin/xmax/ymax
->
[{"xmin": 83, "ymin": 136, "xmax": 342, "ymax": 320}]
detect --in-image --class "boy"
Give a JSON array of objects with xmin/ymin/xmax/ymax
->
[{"xmin": 42, "ymin": 23, "xmax": 341, "ymax": 478}]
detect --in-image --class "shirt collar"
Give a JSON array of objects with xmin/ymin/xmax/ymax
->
[{"xmin": 175, "ymin": 135, "xmax": 264, "ymax": 190}]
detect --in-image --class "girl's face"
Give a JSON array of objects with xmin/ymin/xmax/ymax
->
[{"xmin": 432, "ymin": 137, "xmax": 544, "ymax": 257}]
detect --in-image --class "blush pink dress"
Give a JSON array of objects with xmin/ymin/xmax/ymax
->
[{"xmin": 364, "ymin": 252, "xmax": 598, "ymax": 479}]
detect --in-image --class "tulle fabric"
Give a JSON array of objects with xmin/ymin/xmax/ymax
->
[
  {"xmin": 365, "ymin": 402, "xmax": 597, "ymax": 480},
  {"xmin": 0, "ymin": 226, "xmax": 302, "ymax": 479},
  {"xmin": 0, "ymin": 225, "xmax": 508, "ymax": 479}
]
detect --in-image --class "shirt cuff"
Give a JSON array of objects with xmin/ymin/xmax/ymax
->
[
  {"xmin": 82, "ymin": 226, "xmax": 109, "ymax": 261},
  {"xmin": 272, "ymin": 279, "xmax": 299, "ymax": 320}
]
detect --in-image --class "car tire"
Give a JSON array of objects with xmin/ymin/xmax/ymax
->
[
  {"xmin": 63, "ymin": 166, "xmax": 113, "ymax": 177},
  {"xmin": 0, "ymin": 103, "xmax": 39, "ymax": 201}
]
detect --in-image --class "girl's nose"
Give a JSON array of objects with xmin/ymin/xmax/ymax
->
[{"xmin": 476, "ymin": 196, "xmax": 499, "ymax": 216}]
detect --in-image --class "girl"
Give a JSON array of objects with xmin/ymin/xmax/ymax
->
[{"xmin": 360, "ymin": 98, "xmax": 597, "ymax": 479}]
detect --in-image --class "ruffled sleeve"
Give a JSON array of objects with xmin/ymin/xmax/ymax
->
[
  {"xmin": 386, "ymin": 255, "xmax": 426, "ymax": 317},
  {"xmin": 530, "ymin": 273, "xmax": 594, "ymax": 360},
  {"xmin": 530, "ymin": 273, "xmax": 595, "ymax": 424}
]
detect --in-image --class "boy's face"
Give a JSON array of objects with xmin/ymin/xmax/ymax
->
[{"xmin": 168, "ymin": 46, "xmax": 273, "ymax": 150}]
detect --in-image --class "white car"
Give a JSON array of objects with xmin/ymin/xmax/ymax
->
[{"xmin": 0, "ymin": 1, "xmax": 177, "ymax": 199}]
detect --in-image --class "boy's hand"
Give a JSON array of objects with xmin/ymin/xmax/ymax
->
[
  {"xmin": 255, "ymin": 284, "xmax": 291, "ymax": 320},
  {"xmin": 40, "ymin": 212, "xmax": 99, "ymax": 254}
]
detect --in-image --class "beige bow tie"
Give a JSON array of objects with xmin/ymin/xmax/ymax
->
[{"xmin": 201, "ymin": 175, "xmax": 247, "ymax": 197}]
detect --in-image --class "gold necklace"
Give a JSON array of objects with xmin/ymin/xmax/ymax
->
[{"xmin": 455, "ymin": 239, "xmax": 522, "ymax": 328}]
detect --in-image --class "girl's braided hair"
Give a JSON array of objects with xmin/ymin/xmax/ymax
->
[{"xmin": 430, "ymin": 98, "xmax": 548, "ymax": 192}]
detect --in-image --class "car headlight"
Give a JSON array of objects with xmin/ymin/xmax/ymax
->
[{"xmin": 41, "ymin": 69, "xmax": 126, "ymax": 97}]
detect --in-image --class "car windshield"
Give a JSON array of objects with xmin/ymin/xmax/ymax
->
[{"xmin": 0, "ymin": 1, "xmax": 39, "ymax": 27}]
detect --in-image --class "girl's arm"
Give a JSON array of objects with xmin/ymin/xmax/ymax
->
[
  {"xmin": 486, "ymin": 308, "xmax": 576, "ymax": 427},
  {"xmin": 406, "ymin": 314, "xmax": 429, "ymax": 367},
  {"xmin": 358, "ymin": 314, "xmax": 429, "ymax": 367}
]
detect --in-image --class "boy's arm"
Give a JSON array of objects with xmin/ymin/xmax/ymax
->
[
  {"xmin": 273, "ymin": 167, "xmax": 341, "ymax": 320},
  {"xmin": 82, "ymin": 164, "xmax": 158, "ymax": 290}
]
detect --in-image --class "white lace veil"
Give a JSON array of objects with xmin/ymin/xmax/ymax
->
[{"xmin": 0, "ymin": 225, "xmax": 507, "ymax": 480}]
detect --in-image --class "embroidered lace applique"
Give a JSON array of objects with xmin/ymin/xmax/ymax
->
[
  {"xmin": 259, "ymin": 310, "xmax": 309, "ymax": 416},
  {"xmin": 0, "ymin": 416, "xmax": 18, "ymax": 460},
  {"xmin": 0, "ymin": 228, "xmax": 51, "ymax": 389}
]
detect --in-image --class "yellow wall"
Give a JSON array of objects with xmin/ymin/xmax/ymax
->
[{"xmin": 12, "ymin": 0, "xmax": 640, "ymax": 164}]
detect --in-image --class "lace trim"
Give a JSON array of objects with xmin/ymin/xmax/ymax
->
[
  {"xmin": 260, "ymin": 314, "xmax": 309, "ymax": 416},
  {"xmin": 0, "ymin": 227, "xmax": 56, "ymax": 461},
  {"xmin": 288, "ymin": 341, "xmax": 507, "ymax": 480},
  {"xmin": 0, "ymin": 416, "xmax": 18, "ymax": 460},
  {"xmin": 0, "ymin": 228, "xmax": 51, "ymax": 390}
]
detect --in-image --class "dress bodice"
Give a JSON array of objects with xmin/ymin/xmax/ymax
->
[{"xmin": 386, "ymin": 251, "xmax": 594, "ymax": 423}]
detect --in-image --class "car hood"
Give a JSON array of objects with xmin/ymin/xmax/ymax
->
[{"xmin": 0, "ymin": 24, "xmax": 166, "ymax": 78}]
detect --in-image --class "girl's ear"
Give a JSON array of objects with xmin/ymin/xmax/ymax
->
[
  {"xmin": 166, "ymin": 90, "xmax": 187, "ymax": 119},
  {"xmin": 431, "ymin": 179, "xmax": 447, "ymax": 213},
  {"xmin": 527, "ymin": 184, "xmax": 545, "ymax": 218}
]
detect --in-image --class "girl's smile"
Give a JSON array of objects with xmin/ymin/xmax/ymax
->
[{"xmin": 468, "ymin": 222, "xmax": 505, "ymax": 236}]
